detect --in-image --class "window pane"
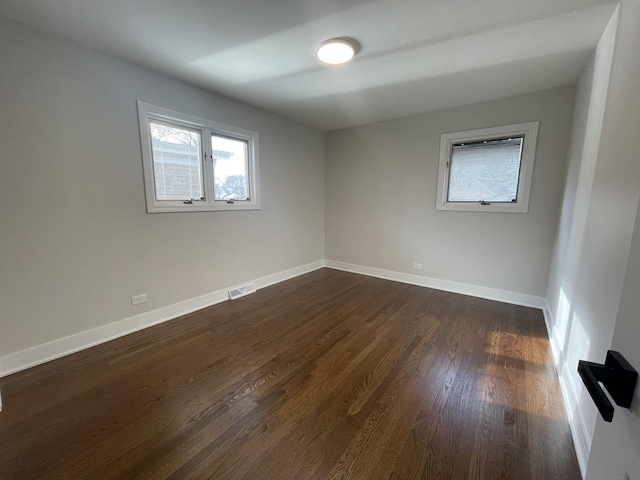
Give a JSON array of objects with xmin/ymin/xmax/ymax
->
[
  {"xmin": 448, "ymin": 137, "xmax": 523, "ymax": 202},
  {"xmin": 212, "ymin": 134, "xmax": 249, "ymax": 201},
  {"xmin": 149, "ymin": 120, "xmax": 203, "ymax": 201}
]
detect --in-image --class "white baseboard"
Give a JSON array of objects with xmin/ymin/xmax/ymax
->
[
  {"xmin": 251, "ymin": 260, "xmax": 324, "ymax": 290},
  {"xmin": 327, "ymin": 261, "xmax": 592, "ymax": 471},
  {"xmin": 325, "ymin": 260, "xmax": 544, "ymax": 308},
  {"xmin": 0, "ymin": 260, "xmax": 325, "ymax": 379},
  {"xmin": 0, "ymin": 259, "xmax": 548, "ymax": 379},
  {"xmin": 543, "ymin": 300, "xmax": 590, "ymax": 479},
  {"xmin": 0, "ymin": 257, "xmax": 592, "ymax": 476},
  {"xmin": 542, "ymin": 300, "xmax": 563, "ymax": 368}
]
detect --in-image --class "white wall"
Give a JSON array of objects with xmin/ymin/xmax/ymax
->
[
  {"xmin": 3, "ymin": 8, "xmax": 639, "ymax": 478},
  {"xmin": 325, "ymin": 88, "xmax": 574, "ymax": 299},
  {"xmin": 0, "ymin": 20, "xmax": 325, "ymax": 361},
  {"xmin": 544, "ymin": 10, "xmax": 619, "ymax": 472},
  {"xmin": 583, "ymin": 1, "xmax": 640, "ymax": 478},
  {"xmin": 544, "ymin": 1, "xmax": 640, "ymax": 477},
  {"xmin": 588, "ymin": 205, "xmax": 640, "ymax": 480}
]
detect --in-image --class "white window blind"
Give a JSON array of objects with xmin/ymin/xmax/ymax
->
[
  {"xmin": 436, "ymin": 122, "xmax": 538, "ymax": 213},
  {"xmin": 448, "ymin": 137, "xmax": 524, "ymax": 203}
]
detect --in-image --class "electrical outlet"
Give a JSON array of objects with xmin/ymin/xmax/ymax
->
[
  {"xmin": 412, "ymin": 262, "xmax": 423, "ymax": 270},
  {"xmin": 131, "ymin": 294, "xmax": 147, "ymax": 306}
]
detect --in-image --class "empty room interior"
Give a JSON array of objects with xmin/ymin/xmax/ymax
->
[{"xmin": 1, "ymin": 1, "xmax": 640, "ymax": 479}]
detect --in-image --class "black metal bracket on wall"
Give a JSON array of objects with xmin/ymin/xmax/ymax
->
[{"xmin": 578, "ymin": 350, "xmax": 638, "ymax": 422}]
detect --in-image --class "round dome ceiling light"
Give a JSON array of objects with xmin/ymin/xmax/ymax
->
[{"xmin": 316, "ymin": 38, "xmax": 359, "ymax": 65}]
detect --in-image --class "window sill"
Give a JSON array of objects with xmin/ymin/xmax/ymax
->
[
  {"xmin": 146, "ymin": 202, "xmax": 261, "ymax": 213},
  {"xmin": 435, "ymin": 203, "xmax": 529, "ymax": 213}
]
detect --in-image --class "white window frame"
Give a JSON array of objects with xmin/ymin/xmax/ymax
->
[
  {"xmin": 435, "ymin": 121, "xmax": 539, "ymax": 213},
  {"xmin": 137, "ymin": 101, "xmax": 260, "ymax": 213}
]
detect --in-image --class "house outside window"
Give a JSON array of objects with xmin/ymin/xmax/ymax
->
[{"xmin": 138, "ymin": 102, "xmax": 260, "ymax": 213}]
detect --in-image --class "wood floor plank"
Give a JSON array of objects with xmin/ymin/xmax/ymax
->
[{"xmin": 0, "ymin": 269, "xmax": 581, "ymax": 480}]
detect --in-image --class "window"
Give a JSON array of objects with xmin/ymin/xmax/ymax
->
[
  {"xmin": 137, "ymin": 102, "xmax": 260, "ymax": 213},
  {"xmin": 435, "ymin": 122, "xmax": 538, "ymax": 213}
]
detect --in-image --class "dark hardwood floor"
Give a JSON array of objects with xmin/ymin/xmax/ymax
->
[{"xmin": 0, "ymin": 268, "xmax": 581, "ymax": 479}]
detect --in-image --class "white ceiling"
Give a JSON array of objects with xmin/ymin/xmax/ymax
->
[{"xmin": 0, "ymin": 0, "xmax": 617, "ymax": 131}]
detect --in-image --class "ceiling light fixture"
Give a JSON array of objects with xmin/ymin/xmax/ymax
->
[{"xmin": 316, "ymin": 38, "xmax": 358, "ymax": 65}]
